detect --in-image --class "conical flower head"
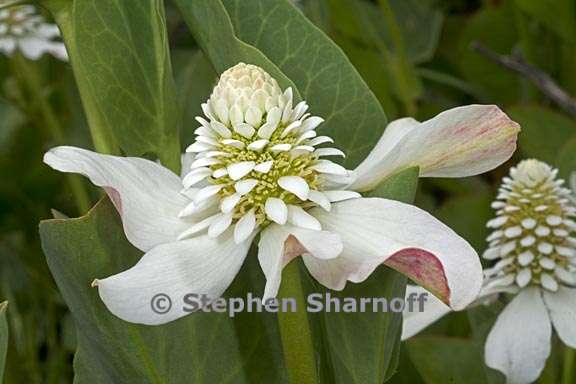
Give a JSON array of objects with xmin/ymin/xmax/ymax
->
[
  {"xmin": 181, "ymin": 63, "xmax": 353, "ymax": 243},
  {"xmin": 0, "ymin": 6, "xmax": 38, "ymax": 38},
  {"xmin": 483, "ymin": 159, "xmax": 576, "ymax": 292},
  {"xmin": 207, "ymin": 62, "xmax": 284, "ymax": 120},
  {"xmin": 0, "ymin": 5, "xmax": 67, "ymax": 60}
]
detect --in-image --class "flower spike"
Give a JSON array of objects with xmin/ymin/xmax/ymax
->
[{"xmin": 401, "ymin": 159, "xmax": 576, "ymax": 384}]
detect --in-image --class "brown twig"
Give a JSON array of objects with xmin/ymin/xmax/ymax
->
[{"xmin": 470, "ymin": 41, "xmax": 576, "ymax": 118}]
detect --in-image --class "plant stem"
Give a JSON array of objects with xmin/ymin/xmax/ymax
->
[
  {"xmin": 11, "ymin": 53, "xmax": 91, "ymax": 214},
  {"xmin": 563, "ymin": 347, "xmax": 575, "ymax": 384},
  {"xmin": 277, "ymin": 261, "xmax": 319, "ymax": 384}
]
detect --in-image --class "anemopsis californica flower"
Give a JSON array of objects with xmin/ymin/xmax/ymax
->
[
  {"xmin": 0, "ymin": 4, "xmax": 67, "ymax": 61},
  {"xmin": 43, "ymin": 63, "xmax": 520, "ymax": 325},
  {"xmin": 402, "ymin": 160, "xmax": 576, "ymax": 384},
  {"xmin": 571, "ymin": 172, "xmax": 576, "ymax": 204}
]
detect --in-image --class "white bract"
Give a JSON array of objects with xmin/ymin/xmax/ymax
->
[
  {"xmin": 44, "ymin": 63, "xmax": 520, "ymax": 325},
  {"xmin": 402, "ymin": 160, "xmax": 576, "ymax": 384},
  {"xmin": 0, "ymin": 5, "xmax": 67, "ymax": 61},
  {"xmin": 571, "ymin": 171, "xmax": 576, "ymax": 204}
]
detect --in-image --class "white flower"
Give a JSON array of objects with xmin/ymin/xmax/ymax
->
[
  {"xmin": 0, "ymin": 5, "xmax": 67, "ymax": 61},
  {"xmin": 43, "ymin": 63, "xmax": 520, "ymax": 325},
  {"xmin": 570, "ymin": 171, "xmax": 576, "ymax": 204},
  {"xmin": 402, "ymin": 159, "xmax": 576, "ymax": 384}
]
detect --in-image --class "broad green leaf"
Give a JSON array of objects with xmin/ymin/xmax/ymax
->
[
  {"xmin": 407, "ymin": 336, "xmax": 496, "ymax": 384},
  {"xmin": 223, "ymin": 0, "xmax": 388, "ymax": 166},
  {"xmin": 514, "ymin": 0, "xmax": 576, "ymax": 43},
  {"xmin": 173, "ymin": 0, "xmax": 298, "ymax": 93},
  {"xmin": 310, "ymin": 0, "xmax": 441, "ymax": 117},
  {"xmin": 318, "ymin": 0, "xmax": 398, "ymax": 117},
  {"xmin": 324, "ymin": 0, "xmax": 443, "ymax": 64},
  {"xmin": 300, "ymin": 0, "xmax": 331, "ymax": 33},
  {"xmin": 556, "ymin": 138, "xmax": 576, "ymax": 179},
  {"xmin": 0, "ymin": 301, "xmax": 7, "ymax": 382},
  {"xmin": 43, "ymin": 0, "xmax": 181, "ymax": 171},
  {"xmin": 508, "ymin": 105, "xmax": 576, "ymax": 165},
  {"xmin": 367, "ymin": 167, "xmax": 419, "ymax": 203},
  {"xmin": 390, "ymin": 345, "xmax": 426, "ymax": 383},
  {"xmin": 467, "ymin": 305, "xmax": 507, "ymax": 384},
  {"xmin": 435, "ymin": 193, "xmax": 493, "ymax": 253},
  {"xmin": 40, "ymin": 198, "xmax": 286, "ymax": 383},
  {"xmin": 172, "ymin": 49, "xmax": 217, "ymax": 145},
  {"xmin": 366, "ymin": 0, "xmax": 429, "ymax": 115},
  {"xmin": 307, "ymin": 268, "xmax": 406, "ymax": 384},
  {"xmin": 385, "ymin": 0, "xmax": 443, "ymax": 64},
  {"xmin": 364, "ymin": 0, "xmax": 442, "ymax": 65},
  {"xmin": 457, "ymin": 4, "xmax": 521, "ymax": 104},
  {"xmin": 176, "ymin": 0, "xmax": 388, "ymax": 167},
  {"xmin": 333, "ymin": 37, "xmax": 399, "ymax": 119},
  {"xmin": 303, "ymin": 168, "xmax": 418, "ymax": 384}
]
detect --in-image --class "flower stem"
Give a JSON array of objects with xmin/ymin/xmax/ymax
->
[
  {"xmin": 277, "ymin": 261, "xmax": 319, "ymax": 384},
  {"xmin": 11, "ymin": 53, "xmax": 91, "ymax": 214},
  {"xmin": 563, "ymin": 346, "xmax": 575, "ymax": 384}
]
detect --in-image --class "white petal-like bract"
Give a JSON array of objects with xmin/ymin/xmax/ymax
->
[
  {"xmin": 258, "ymin": 224, "xmax": 342, "ymax": 299},
  {"xmin": 349, "ymin": 105, "xmax": 520, "ymax": 192},
  {"xmin": 43, "ymin": 146, "xmax": 189, "ymax": 251},
  {"xmin": 95, "ymin": 230, "xmax": 254, "ymax": 325},
  {"xmin": 310, "ymin": 197, "xmax": 482, "ymax": 310},
  {"xmin": 485, "ymin": 288, "xmax": 551, "ymax": 384}
]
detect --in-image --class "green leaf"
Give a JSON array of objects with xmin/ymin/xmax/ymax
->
[
  {"xmin": 370, "ymin": 0, "xmax": 443, "ymax": 65},
  {"xmin": 457, "ymin": 4, "xmax": 521, "ymax": 104},
  {"xmin": 0, "ymin": 301, "xmax": 7, "ymax": 382},
  {"xmin": 514, "ymin": 0, "xmax": 576, "ymax": 43},
  {"xmin": 508, "ymin": 105, "xmax": 576, "ymax": 165},
  {"xmin": 40, "ymin": 198, "xmax": 286, "ymax": 383},
  {"xmin": 467, "ymin": 305, "xmax": 506, "ymax": 384},
  {"xmin": 319, "ymin": 0, "xmax": 439, "ymax": 115},
  {"xmin": 386, "ymin": 0, "xmax": 443, "ymax": 64},
  {"xmin": 172, "ymin": 49, "xmax": 217, "ymax": 145},
  {"xmin": 366, "ymin": 167, "xmax": 419, "ymax": 203},
  {"xmin": 318, "ymin": 0, "xmax": 399, "ymax": 117},
  {"xmin": 175, "ymin": 0, "xmax": 388, "ymax": 167},
  {"xmin": 40, "ymin": 188, "xmax": 415, "ymax": 384},
  {"xmin": 332, "ymin": 37, "xmax": 399, "ymax": 119},
  {"xmin": 324, "ymin": 0, "xmax": 443, "ymax": 65},
  {"xmin": 391, "ymin": 345, "xmax": 426, "ymax": 383},
  {"xmin": 407, "ymin": 336, "xmax": 496, "ymax": 384},
  {"xmin": 305, "ymin": 167, "xmax": 418, "ymax": 384},
  {"xmin": 556, "ymin": 138, "xmax": 576, "ymax": 179},
  {"xmin": 44, "ymin": 0, "xmax": 181, "ymax": 171},
  {"xmin": 306, "ymin": 268, "xmax": 406, "ymax": 384},
  {"xmin": 434, "ymin": 193, "xmax": 493, "ymax": 252},
  {"xmin": 173, "ymin": 0, "xmax": 298, "ymax": 93}
]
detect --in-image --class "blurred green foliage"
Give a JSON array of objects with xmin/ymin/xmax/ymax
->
[{"xmin": 0, "ymin": 0, "xmax": 575, "ymax": 382}]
